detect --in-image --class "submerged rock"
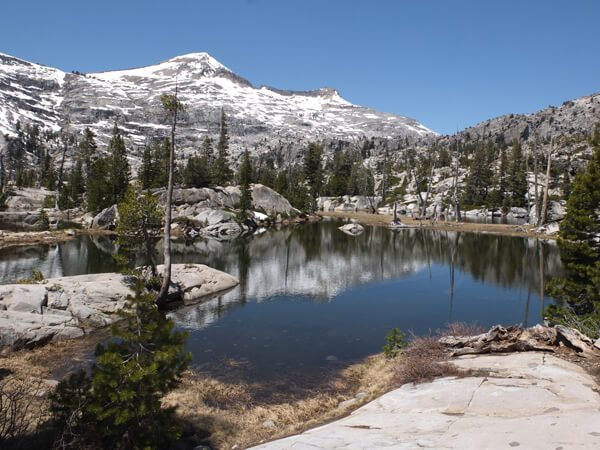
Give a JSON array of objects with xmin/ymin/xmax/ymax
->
[{"xmin": 339, "ymin": 223, "xmax": 365, "ymax": 236}]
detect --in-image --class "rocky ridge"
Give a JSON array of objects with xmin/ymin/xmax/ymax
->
[{"xmin": 0, "ymin": 51, "xmax": 434, "ymax": 171}]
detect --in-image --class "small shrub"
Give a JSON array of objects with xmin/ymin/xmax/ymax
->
[
  {"xmin": 42, "ymin": 196, "xmax": 55, "ymax": 209},
  {"xmin": 383, "ymin": 328, "xmax": 406, "ymax": 358},
  {"xmin": 49, "ymin": 284, "xmax": 190, "ymax": 449},
  {"xmin": 38, "ymin": 210, "xmax": 50, "ymax": 231},
  {"xmin": 396, "ymin": 340, "xmax": 462, "ymax": 385},
  {"xmin": 0, "ymin": 376, "xmax": 48, "ymax": 447},
  {"xmin": 16, "ymin": 270, "xmax": 45, "ymax": 285}
]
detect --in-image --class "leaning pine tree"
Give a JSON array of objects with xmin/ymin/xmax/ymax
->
[
  {"xmin": 156, "ymin": 90, "xmax": 185, "ymax": 307},
  {"xmin": 546, "ymin": 126, "xmax": 600, "ymax": 338}
]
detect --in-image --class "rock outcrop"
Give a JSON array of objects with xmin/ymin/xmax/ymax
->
[
  {"xmin": 318, "ymin": 195, "xmax": 380, "ymax": 212},
  {"xmin": 0, "ymin": 264, "xmax": 238, "ymax": 349},
  {"xmin": 252, "ymin": 351, "xmax": 600, "ymax": 449},
  {"xmin": 2, "ymin": 187, "xmax": 54, "ymax": 210},
  {"xmin": 90, "ymin": 204, "xmax": 119, "ymax": 230}
]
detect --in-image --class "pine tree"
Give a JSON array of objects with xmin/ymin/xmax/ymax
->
[
  {"xmin": 238, "ymin": 150, "xmax": 254, "ymax": 219},
  {"xmin": 183, "ymin": 154, "xmax": 211, "ymax": 188},
  {"xmin": 202, "ymin": 136, "xmax": 214, "ymax": 161},
  {"xmin": 462, "ymin": 143, "xmax": 492, "ymax": 207},
  {"xmin": 117, "ymin": 185, "xmax": 162, "ymax": 275},
  {"xmin": 40, "ymin": 150, "xmax": 56, "ymax": 190},
  {"xmin": 325, "ymin": 150, "xmax": 353, "ymax": 196},
  {"xmin": 304, "ymin": 142, "xmax": 324, "ymax": 212},
  {"xmin": 508, "ymin": 141, "xmax": 528, "ymax": 207},
  {"xmin": 213, "ymin": 109, "xmax": 233, "ymax": 185},
  {"xmin": 546, "ymin": 134, "xmax": 600, "ymax": 337},
  {"xmin": 51, "ymin": 285, "xmax": 190, "ymax": 449},
  {"xmin": 86, "ymin": 157, "xmax": 111, "ymax": 212},
  {"xmin": 107, "ymin": 124, "xmax": 130, "ymax": 205},
  {"xmin": 139, "ymin": 146, "xmax": 155, "ymax": 190},
  {"xmin": 79, "ymin": 127, "xmax": 97, "ymax": 178},
  {"xmin": 68, "ymin": 159, "xmax": 85, "ymax": 206}
]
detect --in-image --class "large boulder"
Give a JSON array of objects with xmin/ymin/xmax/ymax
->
[
  {"xmin": 0, "ymin": 284, "xmax": 48, "ymax": 314},
  {"xmin": 202, "ymin": 221, "xmax": 247, "ymax": 240},
  {"xmin": 194, "ymin": 209, "xmax": 236, "ymax": 226},
  {"xmin": 507, "ymin": 207, "xmax": 528, "ymax": 219},
  {"xmin": 250, "ymin": 184, "xmax": 295, "ymax": 215},
  {"xmin": 44, "ymin": 273, "xmax": 134, "ymax": 328},
  {"xmin": 530, "ymin": 200, "xmax": 566, "ymax": 223},
  {"xmin": 91, "ymin": 205, "xmax": 119, "ymax": 230},
  {"xmin": 156, "ymin": 263, "xmax": 239, "ymax": 305}
]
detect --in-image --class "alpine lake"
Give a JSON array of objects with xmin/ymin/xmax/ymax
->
[{"xmin": 0, "ymin": 218, "xmax": 562, "ymax": 388}]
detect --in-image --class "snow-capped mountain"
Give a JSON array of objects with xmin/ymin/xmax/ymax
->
[{"xmin": 0, "ymin": 51, "xmax": 435, "ymax": 163}]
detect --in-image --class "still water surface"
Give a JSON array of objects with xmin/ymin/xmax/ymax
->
[{"xmin": 0, "ymin": 220, "xmax": 561, "ymax": 384}]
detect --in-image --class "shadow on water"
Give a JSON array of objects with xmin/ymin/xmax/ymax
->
[{"xmin": 0, "ymin": 221, "xmax": 562, "ymax": 389}]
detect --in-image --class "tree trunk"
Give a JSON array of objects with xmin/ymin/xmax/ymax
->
[
  {"xmin": 538, "ymin": 142, "xmax": 553, "ymax": 227},
  {"xmin": 156, "ymin": 94, "xmax": 179, "ymax": 307},
  {"xmin": 143, "ymin": 224, "xmax": 156, "ymax": 277},
  {"xmin": 421, "ymin": 162, "xmax": 435, "ymax": 218}
]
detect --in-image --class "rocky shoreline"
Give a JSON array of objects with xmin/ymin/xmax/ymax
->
[
  {"xmin": 0, "ymin": 264, "xmax": 239, "ymax": 350},
  {"xmin": 252, "ymin": 325, "xmax": 600, "ymax": 449}
]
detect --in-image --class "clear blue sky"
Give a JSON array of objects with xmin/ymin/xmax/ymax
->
[{"xmin": 2, "ymin": 0, "xmax": 598, "ymax": 135}]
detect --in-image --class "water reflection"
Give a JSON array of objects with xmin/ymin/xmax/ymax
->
[{"xmin": 0, "ymin": 221, "xmax": 562, "ymax": 382}]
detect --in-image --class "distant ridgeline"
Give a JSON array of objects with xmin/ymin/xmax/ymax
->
[{"xmin": 0, "ymin": 51, "xmax": 599, "ymax": 215}]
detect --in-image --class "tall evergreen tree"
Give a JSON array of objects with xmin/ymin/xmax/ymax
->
[
  {"xmin": 508, "ymin": 141, "xmax": 528, "ymax": 207},
  {"xmin": 183, "ymin": 154, "xmax": 211, "ymax": 188},
  {"xmin": 546, "ymin": 132, "xmax": 600, "ymax": 337},
  {"xmin": 462, "ymin": 143, "xmax": 493, "ymax": 206},
  {"xmin": 79, "ymin": 127, "xmax": 97, "ymax": 178},
  {"xmin": 238, "ymin": 150, "xmax": 254, "ymax": 219},
  {"xmin": 139, "ymin": 145, "xmax": 155, "ymax": 190},
  {"xmin": 107, "ymin": 124, "xmax": 130, "ymax": 205},
  {"xmin": 86, "ymin": 157, "xmax": 111, "ymax": 212},
  {"xmin": 69, "ymin": 159, "xmax": 86, "ymax": 206},
  {"xmin": 40, "ymin": 150, "xmax": 56, "ymax": 190},
  {"xmin": 213, "ymin": 109, "xmax": 233, "ymax": 185},
  {"xmin": 304, "ymin": 142, "xmax": 324, "ymax": 212}
]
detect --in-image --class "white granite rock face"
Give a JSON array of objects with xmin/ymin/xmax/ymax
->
[
  {"xmin": 0, "ymin": 264, "xmax": 238, "ymax": 349},
  {"xmin": 251, "ymin": 353, "xmax": 600, "ymax": 450}
]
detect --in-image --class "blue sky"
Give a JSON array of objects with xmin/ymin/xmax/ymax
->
[{"xmin": 2, "ymin": 0, "xmax": 598, "ymax": 135}]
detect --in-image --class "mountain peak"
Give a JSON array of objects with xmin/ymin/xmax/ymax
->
[
  {"xmin": 92, "ymin": 52, "xmax": 230, "ymax": 81},
  {"xmin": 165, "ymin": 52, "xmax": 230, "ymax": 73}
]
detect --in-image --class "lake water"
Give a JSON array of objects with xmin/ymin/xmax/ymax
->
[{"xmin": 0, "ymin": 219, "xmax": 562, "ymax": 386}]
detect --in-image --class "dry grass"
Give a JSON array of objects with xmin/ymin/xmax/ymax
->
[
  {"xmin": 165, "ymin": 354, "xmax": 397, "ymax": 449},
  {"xmin": 394, "ymin": 323, "xmax": 483, "ymax": 386}
]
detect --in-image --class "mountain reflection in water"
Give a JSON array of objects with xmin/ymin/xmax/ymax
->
[{"xmin": 0, "ymin": 220, "xmax": 562, "ymax": 382}]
